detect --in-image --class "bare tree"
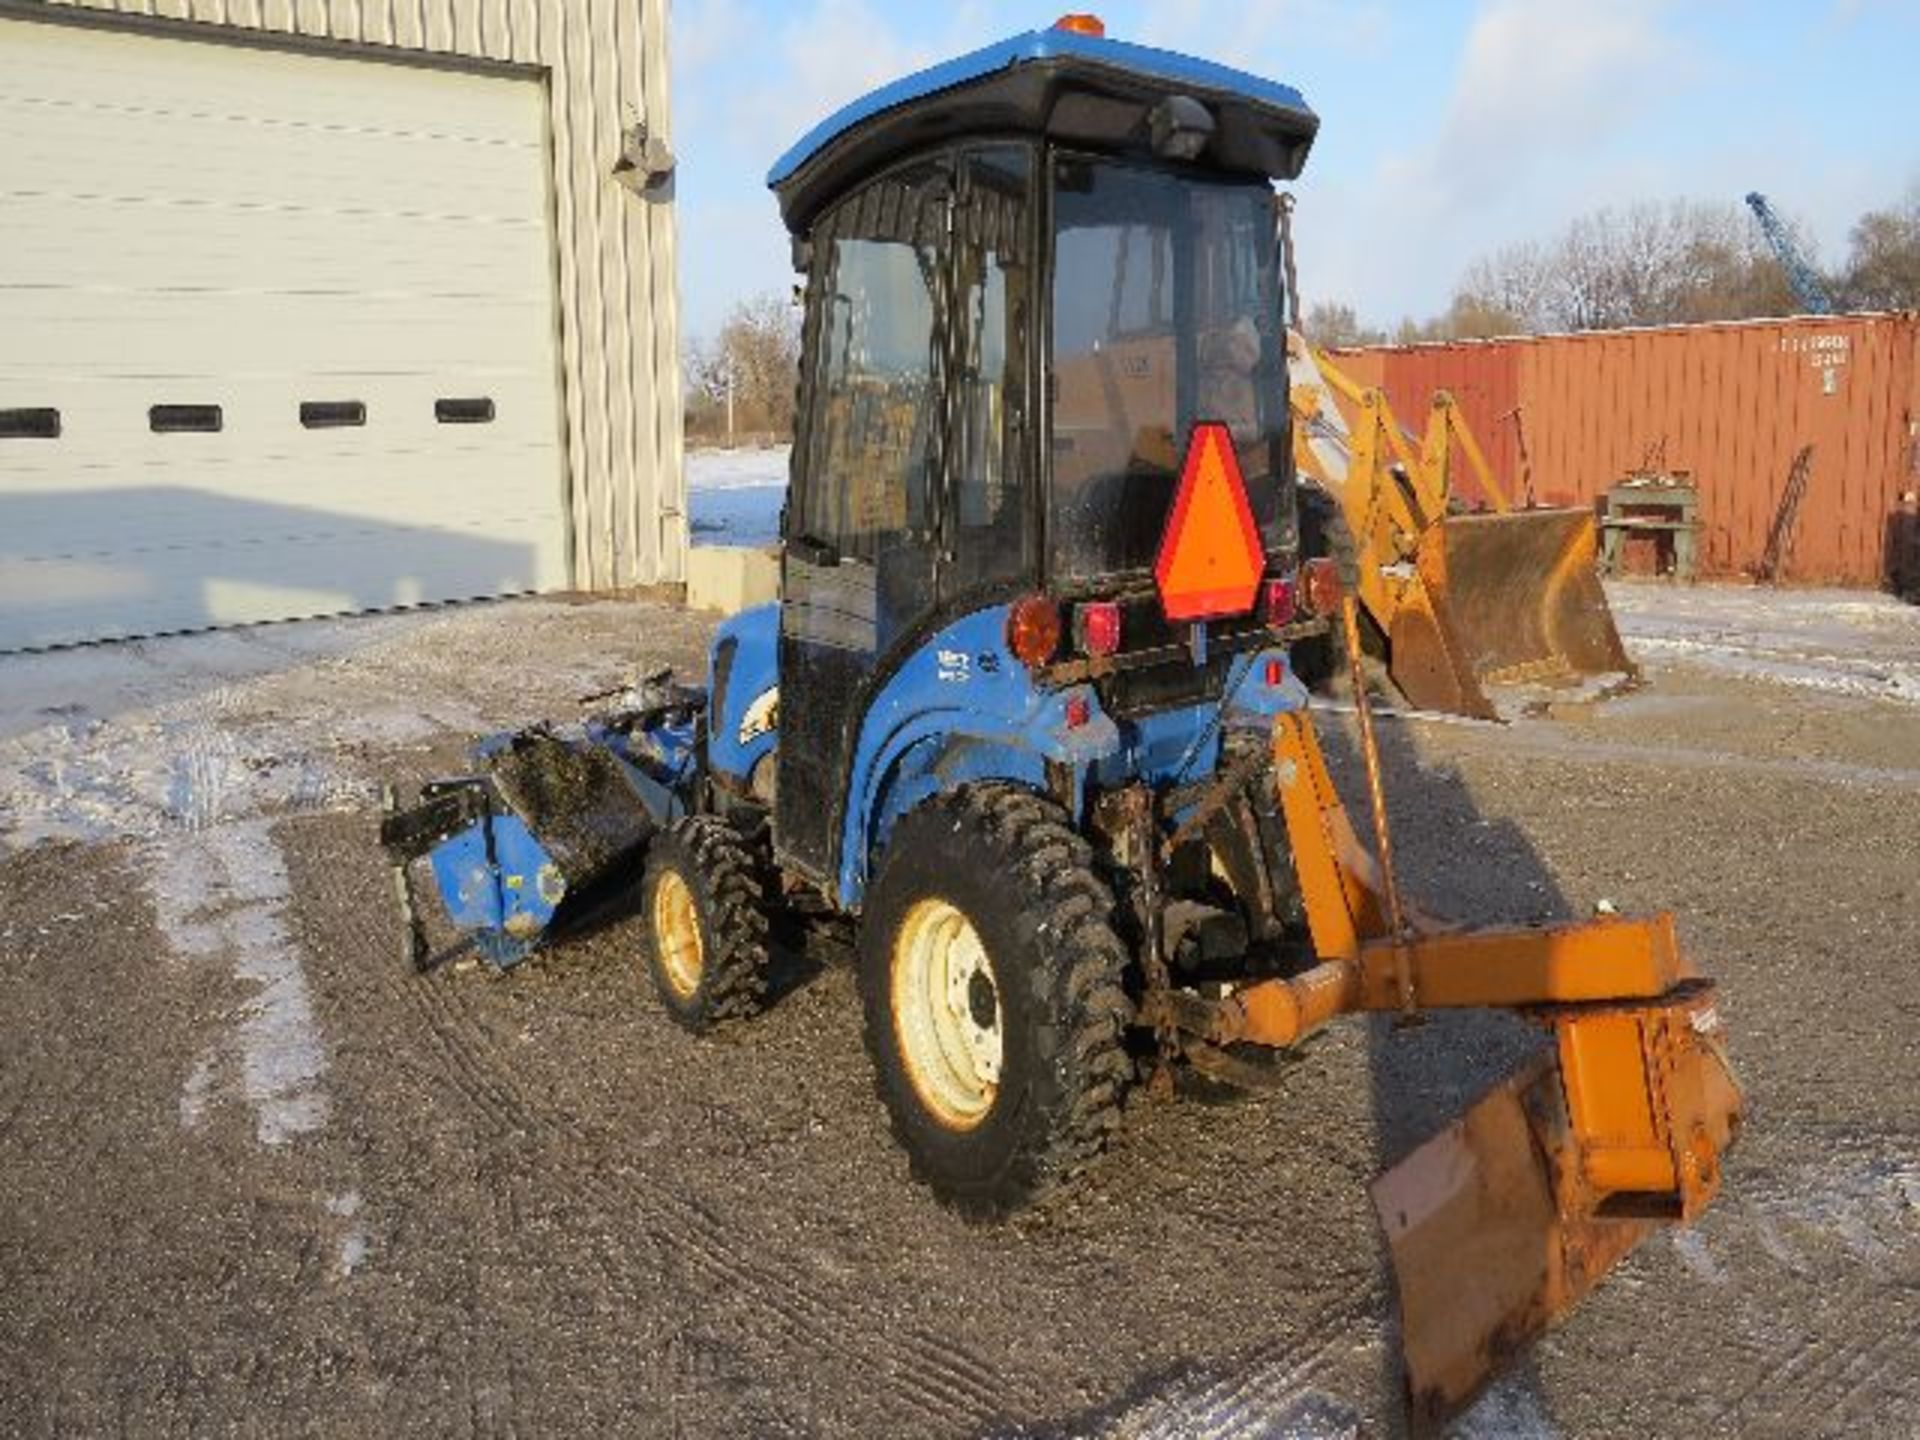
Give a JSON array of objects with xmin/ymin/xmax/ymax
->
[
  {"xmin": 685, "ymin": 291, "xmax": 803, "ymax": 444},
  {"xmin": 1455, "ymin": 240, "xmax": 1555, "ymax": 333},
  {"xmin": 1841, "ymin": 183, "xmax": 1920, "ymax": 310},
  {"xmin": 1445, "ymin": 198, "xmax": 1812, "ymax": 336},
  {"xmin": 1302, "ymin": 299, "xmax": 1386, "ymax": 348}
]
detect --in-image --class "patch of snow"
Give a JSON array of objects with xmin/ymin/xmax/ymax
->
[
  {"xmin": 1451, "ymin": 1372, "xmax": 1561, "ymax": 1440},
  {"xmin": 686, "ymin": 444, "xmax": 791, "ymax": 491},
  {"xmin": 687, "ymin": 446, "xmax": 788, "ymax": 549},
  {"xmin": 1695, "ymin": 1145, "xmax": 1918, "ymax": 1290},
  {"xmin": 1671, "ymin": 1229, "xmax": 1729, "ymax": 1286},
  {"xmin": 1, "ymin": 599, "xmax": 669, "ymax": 1302},
  {"xmin": 1081, "ymin": 1322, "xmax": 1374, "ymax": 1440},
  {"xmin": 153, "ymin": 820, "xmax": 328, "ymax": 1146},
  {"xmin": 1607, "ymin": 582, "xmax": 1920, "ymax": 705},
  {"xmin": 179, "ymin": 1052, "xmax": 216, "ymax": 1130},
  {"xmin": 325, "ymin": 1192, "xmax": 369, "ymax": 1278},
  {"xmin": 690, "ymin": 483, "xmax": 784, "ymax": 548},
  {"xmin": 1098, "ymin": 1384, "xmax": 1363, "ymax": 1440}
]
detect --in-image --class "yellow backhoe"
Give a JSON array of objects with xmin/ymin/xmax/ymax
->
[{"xmin": 1290, "ymin": 341, "xmax": 1638, "ymax": 719}]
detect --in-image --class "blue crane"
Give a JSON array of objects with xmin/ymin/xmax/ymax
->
[{"xmin": 1745, "ymin": 191, "xmax": 1835, "ymax": 315}]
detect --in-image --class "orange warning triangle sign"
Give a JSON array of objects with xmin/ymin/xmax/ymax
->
[{"xmin": 1154, "ymin": 422, "xmax": 1265, "ymax": 622}]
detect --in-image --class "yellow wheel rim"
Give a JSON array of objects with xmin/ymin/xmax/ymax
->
[
  {"xmin": 890, "ymin": 897, "xmax": 1002, "ymax": 1132},
  {"xmin": 652, "ymin": 870, "xmax": 705, "ymax": 1000}
]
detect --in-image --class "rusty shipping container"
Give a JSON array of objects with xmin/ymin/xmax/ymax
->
[{"xmin": 1331, "ymin": 313, "xmax": 1920, "ymax": 586}]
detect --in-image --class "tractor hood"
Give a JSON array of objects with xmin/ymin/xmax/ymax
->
[{"xmin": 768, "ymin": 25, "xmax": 1318, "ymax": 234}]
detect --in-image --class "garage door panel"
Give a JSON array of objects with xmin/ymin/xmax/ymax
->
[
  {"xmin": 0, "ymin": 374, "xmax": 561, "ymax": 459},
  {"xmin": 0, "ymin": 372, "xmax": 559, "ymax": 444},
  {"xmin": 7, "ymin": 290, "xmax": 558, "ymax": 374},
  {"xmin": 2, "ymin": 199, "xmax": 549, "ymax": 294},
  {"xmin": 0, "ymin": 17, "xmax": 570, "ymax": 651},
  {"xmin": 1, "ymin": 35, "xmax": 546, "ymax": 143},
  {"xmin": 2, "ymin": 111, "xmax": 551, "ymax": 220},
  {"xmin": 0, "ymin": 523, "xmax": 567, "ymax": 651},
  {"xmin": 0, "ymin": 477, "xmax": 567, "ymax": 562},
  {"xmin": 0, "ymin": 445, "xmax": 565, "ymax": 542}
]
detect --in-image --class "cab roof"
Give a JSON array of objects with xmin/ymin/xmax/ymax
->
[{"xmin": 767, "ymin": 26, "xmax": 1318, "ymax": 234}]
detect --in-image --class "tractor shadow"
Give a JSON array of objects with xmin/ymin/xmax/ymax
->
[
  {"xmin": 1019, "ymin": 706, "xmax": 1576, "ymax": 1439},
  {"xmin": 1315, "ymin": 706, "xmax": 1567, "ymax": 1437}
]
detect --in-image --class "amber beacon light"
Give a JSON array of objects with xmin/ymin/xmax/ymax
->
[{"xmin": 1053, "ymin": 13, "xmax": 1106, "ymax": 37}]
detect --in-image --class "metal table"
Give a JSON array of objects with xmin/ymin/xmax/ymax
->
[{"xmin": 1600, "ymin": 478, "xmax": 1699, "ymax": 580}]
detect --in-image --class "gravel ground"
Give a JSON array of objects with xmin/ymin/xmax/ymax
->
[{"xmin": 2, "ymin": 590, "xmax": 1916, "ymax": 1438}]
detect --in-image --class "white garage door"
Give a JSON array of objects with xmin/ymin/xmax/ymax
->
[{"xmin": 0, "ymin": 17, "xmax": 568, "ymax": 651}]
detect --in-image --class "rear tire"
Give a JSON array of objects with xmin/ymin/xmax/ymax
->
[
  {"xmin": 641, "ymin": 816, "xmax": 774, "ymax": 1033},
  {"xmin": 858, "ymin": 784, "xmax": 1133, "ymax": 1218}
]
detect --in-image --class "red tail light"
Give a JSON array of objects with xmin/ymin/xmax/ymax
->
[
  {"xmin": 1074, "ymin": 600, "xmax": 1122, "ymax": 657},
  {"xmin": 1262, "ymin": 575, "xmax": 1297, "ymax": 628},
  {"xmin": 1007, "ymin": 594, "xmax": 1063, "ymax": 668},
  {"xmin": 1064, "ymin": 694, "xmax": 1091, "ymax": 728},
  {"xmin": 1301, "ymin": 557, "xmax": 1342, "ymax": 618},
  {"xmin": 1264, "ymin": 657, "xmax": 1286, "ymax": 687}
]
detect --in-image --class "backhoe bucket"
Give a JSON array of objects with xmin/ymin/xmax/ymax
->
[
  {"xmin": 1371, "ymin": 987, "xmax": 1742, "ymax": 1431},
  {"xmin": 1388, "ymin": 509, "xmax": 1637, "ymax": 720}
]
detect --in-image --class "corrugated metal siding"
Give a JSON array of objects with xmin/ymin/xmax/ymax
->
[
  {"xmin": 1331, "ymin": 314, "xmax": 1920, "ymax": 585},
  {"xmin": 37, "ymin": 0, "xmax": 684, "ymax": 590}
]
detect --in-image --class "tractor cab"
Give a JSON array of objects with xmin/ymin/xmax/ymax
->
[{"xmin": 764, "ymin": 16, "xmax": 1326, "ymax": 890}]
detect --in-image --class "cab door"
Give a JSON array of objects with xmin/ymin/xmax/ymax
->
[
  {"xmin": 939, "ymin": 145, "xmax": 1036, "ymax": 606},
  {"xmin": 776, "ymin": 159, "xmax": 949, "ymax": 884}
]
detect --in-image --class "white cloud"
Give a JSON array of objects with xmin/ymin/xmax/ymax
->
[
  {"xmin": 1391, "ymin": 0, "xmax": 1681, "ymax": 208},
  {"xmin": 1299, "ymin": 0, "xmax": 1694, "ymax": 323},
  {"xmin": 673, "ymin": 0, "xmax": 1007, "ymax": 337},
  {"xmin": 727, "ymin": 1, "xmax": 990, "ymax": 165}
]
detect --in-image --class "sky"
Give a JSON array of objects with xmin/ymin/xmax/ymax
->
[{"xmin": 669, "ymin": 0, "xmax": 1918, "ymax": 344}]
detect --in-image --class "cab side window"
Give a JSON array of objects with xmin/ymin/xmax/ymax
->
[
  {"xmin": 795, "ymin": 163, "xmax": 946, "ymax": 571},
  {"xmin": 944, "ymin": 145, "xmax": 1033, "ymax": 597}
]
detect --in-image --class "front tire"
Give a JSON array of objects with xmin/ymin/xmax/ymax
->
[
  {"xmin": 857, "ymin": 785, "xmax": 1133, "ymax": 1218},
  {"xmin": 641, "ymin": 816, "xmax": 774, "ymax": 1033}
]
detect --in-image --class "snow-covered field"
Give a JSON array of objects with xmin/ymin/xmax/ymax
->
[{"xmin": 687, "ymin": 444, "xmax": 787, "ymax": 547}]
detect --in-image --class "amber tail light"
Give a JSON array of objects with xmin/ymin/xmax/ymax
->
[
  {"xmin": 1007, "ymin": 594, "xmax": 1064, "ymax": 668},
  {"xmin": 1301, "ymin": 557, "xmax": 1342, "ymax": 618}
]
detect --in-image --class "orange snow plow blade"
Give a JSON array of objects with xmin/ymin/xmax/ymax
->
[
  {"xmin": 1390, "ymin": 508, "xmax": 1637, "ymax": 721},
  {"xmin": 1142, "ymin": 709, "xmax": 1746, "ymax": 1427},
  {"xmin": 1371, "ymin": 989, "xmax": 1742, "ymax": 1430}
]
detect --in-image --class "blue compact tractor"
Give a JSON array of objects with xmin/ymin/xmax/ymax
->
[
  {"xmin": 386, "ymin": 16, "xmax": 1331, "ymax": 1209},
  {"xmin": 383, "ymin": 18, "xmax": 1741, "ymax": 1422}
]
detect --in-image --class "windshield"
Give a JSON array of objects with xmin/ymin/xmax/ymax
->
[{"xmin": 1048, "ymin": 156, "xmax": 1290, "ymax": 583}]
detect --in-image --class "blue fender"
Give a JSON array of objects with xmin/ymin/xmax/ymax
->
[
  {"xmin": 838, "ymin": 605, "xmax": 1120, "ymax": 909},
  {"xmin": 843, "ymin": 627, "xmax": 1312, "ymax": 910},
  {"xmin": 705, "ymin": 603, "xmax": 781, "ymax": 786}
]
